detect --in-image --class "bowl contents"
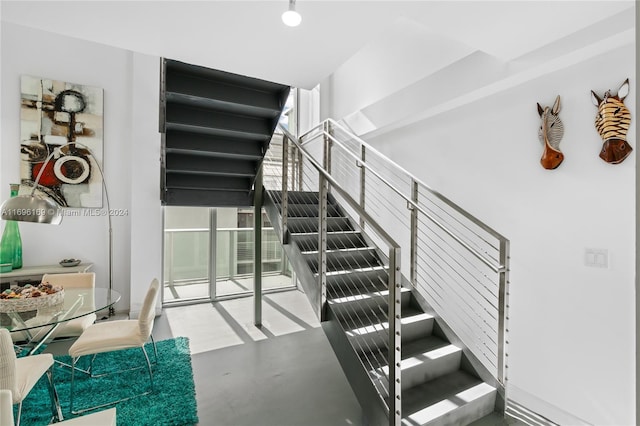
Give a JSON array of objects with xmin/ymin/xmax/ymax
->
[
  {"xmin": 59, "ymin": 258, "xmax": 81, "ymax": 267},
  {"xmin": 0, "ymin": 282, "xmax": 63, "ymax": 299}
]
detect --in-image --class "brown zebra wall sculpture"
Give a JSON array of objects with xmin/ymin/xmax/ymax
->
[
  {"xmin": 591, "ymin": 78, "xmax": 632, "ymax": 164},
  {"xmin": 537, "ymin": 95, "xmax": 564, "ymax": 169}
]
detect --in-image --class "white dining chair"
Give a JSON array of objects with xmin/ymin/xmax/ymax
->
[
  {"xmin": 0, "ymin": 329, "xmax": 62, "ymax": 425},
  {"xmin": 11, "ymin": 273, "xmax": 97, "ymax": 344},
  {"xmin": 68, "ymin": 278, "xmax": 160, "ymax": 414},
  {"xmin": 0, "ymin": 389, "xmax": 117, "ymax": 426},
  {"xmin": 40, "ymin": 272, "xmax": 97, "ymax": 338}
]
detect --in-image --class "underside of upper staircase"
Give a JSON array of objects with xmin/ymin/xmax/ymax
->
[{"xmin": 160, "ymin": 59, "xmax": 290, "ymax": 207}]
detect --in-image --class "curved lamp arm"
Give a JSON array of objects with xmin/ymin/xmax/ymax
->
[{"xmin": 0, "ymin": 142, "xmax": 114, "ymax": 316}]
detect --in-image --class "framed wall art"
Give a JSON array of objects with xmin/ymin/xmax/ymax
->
[{"xmin": 19, "ymin": 75, "xmax": 104, "ymax": 207}]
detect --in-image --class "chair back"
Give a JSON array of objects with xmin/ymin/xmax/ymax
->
[
  {"xmin": 42, "ymin": 273, "xmax": 95, "ymax": 289},
  {"xmin": 0, "ymin": 389, "xmax": 14, "ymax": 426},
  {"xmin": 42, "ymin": 273, "xmax": 96, "ymax": 313},
  {"xmin": 0, "ymin": 329, "xmax": 17, "ymax": 402},
  {"xmin": 138, "ymin": 279, "xmax": 160, "ymax": 340}
]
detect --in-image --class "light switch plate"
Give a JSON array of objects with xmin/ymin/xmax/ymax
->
[{"xmin": 585, "ymin": 248, "xmax": 608, "ymax": 268}]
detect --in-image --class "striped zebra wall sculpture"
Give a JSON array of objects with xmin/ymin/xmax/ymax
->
[
  {"xmin": 591, "ymin": 78, "xmax": 632, "ymax": 164},
  {"xmin": 537, "ymin": 95, "xmax": 564, "ymax": 169}
]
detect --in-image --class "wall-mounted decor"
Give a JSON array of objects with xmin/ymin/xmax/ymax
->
[
  {"xmin": 537, "ymin": 95, "xmax": 564, "ymax": 170},
  {"xmin": 591, "ymin": 78, "xmax": 632, "ymax": 164},
  {"xmin": 19, "ymin": 76, "xmax": 104, "ymax": 207}
]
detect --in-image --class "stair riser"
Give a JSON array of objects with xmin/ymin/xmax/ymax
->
[
  {"xmin": 326, "ymin": 268, "xmax": 389, "ymax": 291},
  {"xmin": 285, "ymin": 204, "xmax": 342, "ymax": 218},
  {"xmin": 328, "ymin": 290, "xmax": 412, "ymax": 321},
  {"xmin": 291, "ymin": 232, "xmax": 367, "ymax": 252},
  {"xmin": 305, "ymin": 249, "xmax": 380, "ymax": 273},
  {"xmin": 270, "ymin": 191, "xmax": 323, "ymax": 205},
  {"xmin": 346, "ymin": 316, "xmax": 434, "ymax": 353},
  {"xmin": 372, "ymin": 348, "xmax": 463, "ymax": 392},
  {"xmin": 287, "ymin": 217, "xmax": 353, "ymax": 233},
  {"xmin": 420, "ymin": 389, "xmax": 496, "ymax": 426}
]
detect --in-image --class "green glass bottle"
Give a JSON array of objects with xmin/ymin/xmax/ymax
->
[{"xmin": 0, "ymin": 184, "xmax": 22, "ymax": 269}]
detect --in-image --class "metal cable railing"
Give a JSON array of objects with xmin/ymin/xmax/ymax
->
[
  {"xmin": 295, "ymin": 120, "xmax": 510, "ymax": 385},
  {"xmin": 265, "ymin": 118, "xmax": 511, "ymax": 423}
]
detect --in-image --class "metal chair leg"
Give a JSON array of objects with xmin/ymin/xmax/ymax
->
[
  {"xmin": 70, "ymin": 357, "xmax": 78, "ymax": 414},
  {"xmin": 141, "ymin": 345, "xmax": 154, "ymax": 392},
  {"xmin": 70, "ymin": 347, "xmax": 156, "ymax": 415},
  {"xmin": 150, "ymin": 334, "xmax": 158, "ymax": 363},
  {"xmin": 46, "ymin": 368, "xmax": 63, "ymax": 422},
  {"xmin": 16, "ymin": 401, "xmax": 22, "ymax": 426}
]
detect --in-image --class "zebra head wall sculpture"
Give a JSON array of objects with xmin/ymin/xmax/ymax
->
[
  {"xmin": 537, "ymin": 95, "xmax": 564, "ymax": 170},
  {"xmin": 591, "ymin": 78, "xmax": 632, "ymax": 164}
]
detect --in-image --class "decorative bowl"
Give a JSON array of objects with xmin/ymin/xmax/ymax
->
[
  {"xmin": 0, "ymin": 288, "xmax": 65, "ymax": 313},
  {"xmin": 0, "ymin": 263, "xmax": 12, "ymax": 273},
  {"xmin": 59, "ymin": 258, "xmax": 81, "ymax": 267}
]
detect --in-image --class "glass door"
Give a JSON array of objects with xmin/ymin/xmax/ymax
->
[
  {"xmin": 163, "ymin": 206, "xmax": 294, "ymax": 305},
  {"xmin": 163, "ymin": 206, "xmax": 212, "ymax": 303}
]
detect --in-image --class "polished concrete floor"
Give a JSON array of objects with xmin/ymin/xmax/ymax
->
[
  {"xmin": 44, "ymin": 289, "xmax": 521, "ymax": 426},
  {"xmin": 154, "ymin": 290, "xmax": 363, "ymax": 426}
]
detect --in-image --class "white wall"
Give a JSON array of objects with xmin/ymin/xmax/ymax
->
[
  {"xmin": 1, "ymin": 22, "xmax": 162, "ymax": 314},
  {"xmin": 320, "ymin": 27, "xmax": 635, "ymax": 426},
  {"xmin": 129, "ymin": 52, "xmax": 162, "ymax": 317}
]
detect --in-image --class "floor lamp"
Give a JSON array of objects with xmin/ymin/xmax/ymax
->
[{"xmin": 0, "ymin": 142, "xmax": 115, "ymax": 317}]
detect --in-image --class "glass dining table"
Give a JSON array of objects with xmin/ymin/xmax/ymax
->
[{"xmin": 0, "ymin": 288, "xmax": 121, "ymax": 356}]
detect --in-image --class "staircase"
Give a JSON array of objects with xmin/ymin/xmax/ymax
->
[
  {"xmin": 264, "ymin": 189, "xmax": 500, "ymax": 426},
  {"xmin": 160, "ymin": 59, "xmax": 290, "ymax": 206}
]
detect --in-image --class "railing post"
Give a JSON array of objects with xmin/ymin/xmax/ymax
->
[
  {"xmin": 167, "ymin": 231, "xmax": 174, "ymax": 291},
  {"xmin": 409, "ymin": 179, "xmax": 418, "ymax": 286},
  {"xmin": 359, "ymin": 145, "xmax": 366, "ymax": 230},
  {"xmin": 229, "ymin": 229, "xmax": 236, "ymax": 280},
  {"xmin": 282, "ymin": 135, "xmax": 289, "ymax": 245},
  {"xmin": 297, "ymin": 148, "xmax": 303, "ymax": 191},
  {"xmin": 324, "ymin": 121, "xmax": 332, "ymax": 177},
  {"xmin": 209, "ymin": 209, "xmax": 218, "ymax": 299},
  {"xmin": 498, "ymin": 239, "xmax": 510, "ymax": 405},
  {"xmin": 318, "ymin": 126, "xmax": 330, "ymax": 321},
  {"xmin": 254, "ymin": 165, "xmax": 263, "ymax": 327},
  {"xmin": 388, "ymin": 247, "xmax": 402, "ymax": 426}
]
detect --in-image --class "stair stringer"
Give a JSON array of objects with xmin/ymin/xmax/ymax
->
[
  {"xmin": 263, "ymin": 190, "xmax": 323, "ymax": 319},
  {"xmin": 323, "ymin": 310, "xmax": 389, "ymax": 426}
]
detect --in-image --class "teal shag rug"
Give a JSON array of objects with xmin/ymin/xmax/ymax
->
[{"xmin": 19, "ymin": 337, "xmax": 198, "ymax": 426}]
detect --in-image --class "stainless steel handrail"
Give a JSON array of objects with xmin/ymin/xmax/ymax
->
[
  {"xmin": 290, "ymin": 118, "xmax": 510, "ymax": 403},
  {"xmin": 280, "ymin": 126, "xmax": 400, "ymax": 250},
  {"xmin": 300, "ymin": 128, "xmax": 505, "ymax": 273},
  {"xmin": 277, "ymin": 117, "xmax": 509, "ymax": 422},
  {"xmin": 301, "ymin": 118, "xmax": 508, "ymax": 241}
]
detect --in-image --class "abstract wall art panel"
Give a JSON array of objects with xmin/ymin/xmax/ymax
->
[{"xmin": 20, "ymin": 76, "xmax": 104, "ymax": 207}]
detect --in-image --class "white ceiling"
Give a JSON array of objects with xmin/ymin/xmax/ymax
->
[{"xmin": 1, "ymin": 1, "xmax": 634, "ymax": 89}]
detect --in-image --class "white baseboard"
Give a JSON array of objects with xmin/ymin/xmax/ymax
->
[{"xmin": 507, "ymin": 384, "xmax": 593, "ymax": 426}]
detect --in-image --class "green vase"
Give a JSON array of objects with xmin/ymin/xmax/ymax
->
[{"xmin": 0, "ymin": 184, "xmax": 23, "ymax": 269}]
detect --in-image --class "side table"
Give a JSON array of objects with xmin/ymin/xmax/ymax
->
[{"xmin": 0, "ymin": 263, "xmax": 94, "ymax": 291}]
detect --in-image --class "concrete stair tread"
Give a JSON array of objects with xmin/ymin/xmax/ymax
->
[
  {"xmin": 401, "ymin": 371, "xmax": 496, "ymax": 426},
  {"xmin": 342, "ymin": 306, "xmax": 430, "ymax": 331},
  {"xmin": 328, "ymin": 286, "xmax": 411, "ymax": 306},
  {"xmin": 366, "ymin": 335, "xmax": 455, "ymax": 369},
  {"xmin": 366, "ymin": 336, "xmax": 464, "ymax": 393}
]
